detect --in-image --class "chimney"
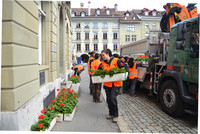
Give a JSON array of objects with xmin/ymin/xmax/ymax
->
[
  {"xmin": 103, "ymin": 6, "xmax": 106, "ymax": 9},
  {"xmin": 80, "ymin": 2, "xmax": 84, "ymax": 8},
  {"xmin": 88, "ymin": 1, "xmax": 91, "ymax": 16},
  {"xmin": 114, "ymin": 3, "xmax": 118, "ymax": 12}
]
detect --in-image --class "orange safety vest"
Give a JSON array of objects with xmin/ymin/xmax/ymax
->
[
  {"xmin": 74, "ymin": 65, "xmax": 83, "ymax": 72},
  {"xmin": 88, "ymin": 57, "xmax": 95, "ymax": 75},
  {"xmin": 91, "ymin": 60, "xmax": 101, "ymax": 75},
  {"xmin": 128, "ymin": 63, "xmax": 138, "ymax": 79},
  {"xmin": 102, "ymin": 58, "xmax": 122, "ymax": 87}
]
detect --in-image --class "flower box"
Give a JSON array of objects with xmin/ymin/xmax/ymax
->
[
  {"xmin": 92, "ymin": 72, "xmax": 128, "ymax": 84},
  {"xmin": 56, "ymin": 113, "xmax": 63, "ymax": 122},
  {"xmin": 71, "ymin": 83, "xmax": 80, "ymax": 93},
  {"xmin": 63, "ymin": 107, "xmax": 76, "ymax": 121},
  {"xmin": 45, "ymin": 118, "xmax": 56, "ymax": 131}
]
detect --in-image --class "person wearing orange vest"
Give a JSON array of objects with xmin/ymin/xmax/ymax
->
[
  {"xmin": 128, "ymin": 58, "xmax": 140, "ymax": 97},
  {"xmin": 88, "ymin": 51, "xmax": 96, "ymax": 95},
  {"xmin": 71, "ymin": 65, "xmax": 84, "ymax": 76},
  {"xmin": 91, "ymin": 53, "xmax": 102, "ymax": 103},
  {"xmin": 99, "ymin": 49, "xmax": 127, "ymax": 123}
]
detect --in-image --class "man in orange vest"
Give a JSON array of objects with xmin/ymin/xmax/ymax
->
[
  {"xmin": 128, "ymin": 58, "xmax": 141, "ymax": 96},
  {"xmin": 71, "ymin": 64, "xmax": 84, "ymax": 76},
  {"xmin": 88, "ymin": 51, "xmax": 96, "ymax": 95},
  {"xmin": 91, "ymin": 53, "xmax": 102, "ymax": 103},
  {"xmin": 99, "ymin": 49, "xmax": 127, "ymax": 123}
]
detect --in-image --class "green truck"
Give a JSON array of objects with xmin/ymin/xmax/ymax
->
[{"xmin": 121, "ymin": 16, "xmax": 199, "ymax": 116}]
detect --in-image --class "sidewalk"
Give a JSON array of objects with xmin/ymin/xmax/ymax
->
[{"xmin": 52, "ymin": 68, "xmax": 120, "ymax": 132}]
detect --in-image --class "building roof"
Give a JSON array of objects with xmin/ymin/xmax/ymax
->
[{"xmin": 72, "ymin": 7, "xmax": 165, "ymax": 22}]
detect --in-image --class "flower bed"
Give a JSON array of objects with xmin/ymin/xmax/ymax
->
[
  {"xmin": 31, "ymin": 88, "xmax": 78, "ymax": 131},
  {"xmin": 68, "ymin": 75, "xmax": 80, "ymax": 84},
  {"xmin": 63, "ymin": 107, "xmax": 77, "ymax": 121}
]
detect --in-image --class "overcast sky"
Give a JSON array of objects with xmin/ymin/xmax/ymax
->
[{"xmin": 70, "ymin": 0, "xmax": 200, "ymax": 13}]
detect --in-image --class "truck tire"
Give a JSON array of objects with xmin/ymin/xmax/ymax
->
[{"xmin": 160, "ymin": 80, "xmax": 184, "ymax": 117}]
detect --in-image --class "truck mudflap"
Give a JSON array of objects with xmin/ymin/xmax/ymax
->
[{"xmin": 159, "ymin": 70, "xmax": 197, "ymax": 105}]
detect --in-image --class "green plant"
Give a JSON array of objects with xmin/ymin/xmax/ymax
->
[
  {"xmin": 68, "ymin": 75, "xmax": 80, "ymax": 84},
  {"xmin": 91, "ymin": 67, "xmax": 126, "ymax": 78}
]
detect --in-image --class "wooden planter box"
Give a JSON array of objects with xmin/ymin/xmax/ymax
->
[
  {"xmin": 56, "ymin": 113, "xmax": 63, "ymax": 122},
  {"xmin": 63, "ymin": 107, "xmax": 76, "ymax": 122},
  {"xmin": 45, "ymin": 118, "xmax": 56, "ymax": 131},
  {"xmin": 71, "ymin": 83, "xmax": 80, "ymax": 93},
  {"xmin": 92, "ymin": 72, "xmax": 128, "ymax": 84}
]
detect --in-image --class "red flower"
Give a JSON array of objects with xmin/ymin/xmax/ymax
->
[
  {"xmin": 120, "ymin": 62, "xmax": 124, "ymax": 66},
  {"xmin": 100, "ymin": 64, "xmax": 103, "ymax": 68},
  {"xmin": 50, "ymin": 106, "xmax": 54, "ymax": 110},
  {"xmin": 38, "ymin": 115, "xmax": 45, "ymax": 119},
  {"xmin": 59, "ymin": 99, "xmax": 62, "ymax": 101},
  {"xmin": 77, "ymin": 77, "xmax": 80, "ymax": 80},
  {"xmin": 60, "ymin": 103, "xmax": 65, "ymax": 107},
  {"xmin": 73, "ymin": 95, "xmax": 76, "ymax": 98},
  {"xmin": 114, "ymin": 63, "xmax": 117, "ymax": 66},
  {"xmin": 41, "ymin": 109, "xmax": 45, "ymax": 114},
  {"xmin": 64, "ymin": 95, "xmax": 67, "ymax": 97},
  {"xmin": 129, "ymin": 54, "xmax": 131, "ymax": 56},
  {"xmin": 38, "ymin": 124, "xmax": 43, "ymax": 129},
  {"xmin": 63, "ymin": 88, "xmax": 65, "ymax": 90},
  {"xmin": 67, "ymin": 88, "xmax": 70, "ymax": 91},
  {"xmin": 57, "ymin": 89, "xmax": 60, "ymax": 91},
  {"xmin": 77, "ymin": 99, "xmax": 78, "ymax": 102},
  {"xmin": 62, "ymin": 98, "xmax": 65, "ymax": 101}
]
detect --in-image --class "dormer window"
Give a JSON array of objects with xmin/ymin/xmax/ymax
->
[
  {"xmin": 81, "ymin": 12, "xmax": 85, "ymax": 17},
  {"xmin": 96, "ymin": 9, "xmax": 100, "ymax": 15},
  {"xmin": 124, "ymin": 17, "xmax": 127, "ymax": 20},
  {"xmin": 126, "ymin": 13, "xmax": 130, "ymax": 17},
  {"xmin": 145, "ymin": 11, "xmax": 148, "ymax": 16},
  {"xmin": 106, "ymin": 9, "xmax": 110, "ymax": 15},
  {"xmin": 72, "ymin": 12, "xmax": 75, "ymax": 17},
  {"xmin": 132, "ymin": 17, "xmax": 136, "ymax": 20},
  {"xmin": 153, "ymin": 11, "xmax": 156, "ymax": 16}
]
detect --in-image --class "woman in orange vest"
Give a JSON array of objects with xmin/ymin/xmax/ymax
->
[
  {"xmin": 71, "ymin": 65, "xmax": 84, "ymax": 76},
  {"xmin": 91, "ymin": 53, "xmax": 102, "ymax": 103},
  {"xmin": 99, "ymin": 49, "xmax": 126, "ymax": 123},
  {"xmin": 128, "ymin": 58, "xmax": 139, "ymax": 97},
  {"xmin": 88, "ymin": 51, "xmax": 96, "ymax": 95}
]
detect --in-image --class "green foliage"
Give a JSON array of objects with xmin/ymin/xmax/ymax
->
[
  {"xmin": 91, "ymin": 67, "xmax": 126, "ymax": 78},
  {"xmin": 68, "ymin": 75, "xmax": 80, "ymax": 84}
]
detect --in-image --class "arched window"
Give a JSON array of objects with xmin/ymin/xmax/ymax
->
[{"xmin": 81, "ymin": 12, "xmax": 85, "ymax": 17}]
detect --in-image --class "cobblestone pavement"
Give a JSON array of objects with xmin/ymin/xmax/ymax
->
[{"xmin": 118, "ymin": 88, "xmax": 197, "ymax": 133}]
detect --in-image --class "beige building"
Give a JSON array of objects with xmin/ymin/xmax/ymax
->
[
  {"xmin": 119, "ymin": 8, "xmax": 163, "ymax": 47},
  {"xmin": 1, "ymin": 0, "xmax": 72, "ymax": 130}
]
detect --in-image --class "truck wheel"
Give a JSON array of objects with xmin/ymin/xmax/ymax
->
[{"xmin": 160, "ymin": 80, "xmax": 184, "ymax": 117}]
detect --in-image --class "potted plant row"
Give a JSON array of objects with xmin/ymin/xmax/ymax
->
[
  {"xmin": 68, "ymin": 75, "xmax": 80, "ymax": 93},
  {"xmin": 91, "ymin": 66, "xmax": 128, "ymax": 83},
  {"xmin": 31, "ymin": 88, "xmax": 78, "ymax": 131}
]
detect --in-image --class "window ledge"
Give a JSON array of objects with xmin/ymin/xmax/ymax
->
[{"xmin": 39, "ymin": 65, "xmax": 49, "ymax": 71}]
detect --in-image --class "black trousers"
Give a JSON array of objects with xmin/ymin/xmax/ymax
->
[
  {"xmin": 104, "ymin": 85, "xmax": 120, "ymax": 117},
  {"xmin": 129, "ymin": 78, "xmax": 137, "ymax": 95},
  {"xmin": 89, "ymin": 75, "xmax": 93, "ymax": 94}
]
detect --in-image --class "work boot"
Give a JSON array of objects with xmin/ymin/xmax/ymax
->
[
  {"xmin": 112, "ymin": 117, "xmax": 118, "ymax": 123},
  {"xmin": 106, "ymin": 115, "xmax": 113, "ymax": 119}
]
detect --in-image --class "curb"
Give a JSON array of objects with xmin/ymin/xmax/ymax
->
[{"xmin": 101, "ymin": 88, "xmax": 132, "ymax": 133}]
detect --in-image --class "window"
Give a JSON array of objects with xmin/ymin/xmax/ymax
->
[
  {"xmin": 145, "ymin": 22, "xmax": 149, "ymax": 29},
  {"xmin": 189, "ymin": 22, "xmax": 199, "ymax": 57},
  {"xmin": 152, "ymin": 23, "xmax": 156, "ymax": 29},
  {"xmin": 81, "ymin": 12, "xmax": 85, "ymax": 17},
  {"xmin": 113, "ymin": 22, "xmax": 118, "ymax": 28},
  {"xmin": 124, "ymin": 17, "xmax": 127, "ymax": 20},
  {"xmin": 132, "ymin": 17, "xmax": 136, "ymax": 20},
  {"xmin": 103, "ymin": 43, "xmax": 107, "ymax": 50},
  {"xmin": 113, "ymin": 33, "xmax": 118, "ymax": 40},
  {"xmin": 76, "ymin": 33, "xmax": 81, "ymax": 40},
  {"xmin": 85, "ymin": 33, "xmax": 89, "ymax": 40},
  {"xmin": 94, "ymin": 32, "xmax": 98, "ymax": 40},
  {"xmin": 127, "ymin": 25, "xmax": 134, "ymax": 31},
  {"xmin": 77, "ymin": 44, "xmax": 81, "ymax": 51},
  {"xmin": 85, "ymin": 44, "xmax": 89, "ymax": 51},
  {"xmin": 96, "ymin": 9, "xmax": 100, "ymax": 15},
  {"xmin": 125, "ymin": 35, "xmax": 130, "ymax": 42},
  {"xmin": 103, "ymin": 22, "xmax": 108, "ymax": 28},
  {"xmin": 126, "ymin": 13, "xmax": 130, "ymax": 17},
  {"xmin": 114, "ymin": 43, "xmax": 118, "ymax": 51},
  {"xmin": 93, "ymin": 22, "xmax": 98, "ymax": 28},
  {"xmin": 94, "ymin": 44, "xmax": 98, "ymax": 51},
  {"xmin": 103, "ymin": 33, "xmax": 107, "ymax": 40},
  {"xmin": 76, "ymin": 22, "xmax": 81, "ymax": 28},
  {"xmin": 72, "ymin": 12, "xmax": 75, "ymax": 17},
  {"xmin": 106, "ymin": 10, "xmax": 110, "ymax": 15},
  {"xmin": 145, "ymin": 33, "xmax": 149, "ymax": 39},
  {"xmin": 132, "ymin": 35, "xmax": 136, "ymax": 41},
  {"xmin": 85, "ymin": 22, "xmax": 89, "ymax": 28},
  {"xmin": 153, "ymin": 33, "xmax": 157, "ymax": 41},
  {"xmin": 145, "ymin": 11, "xmax": 148, "ymax": 16},
  {"xmin": 153, "ymin": 12, "xmax": 156, "ymax": 16}
]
